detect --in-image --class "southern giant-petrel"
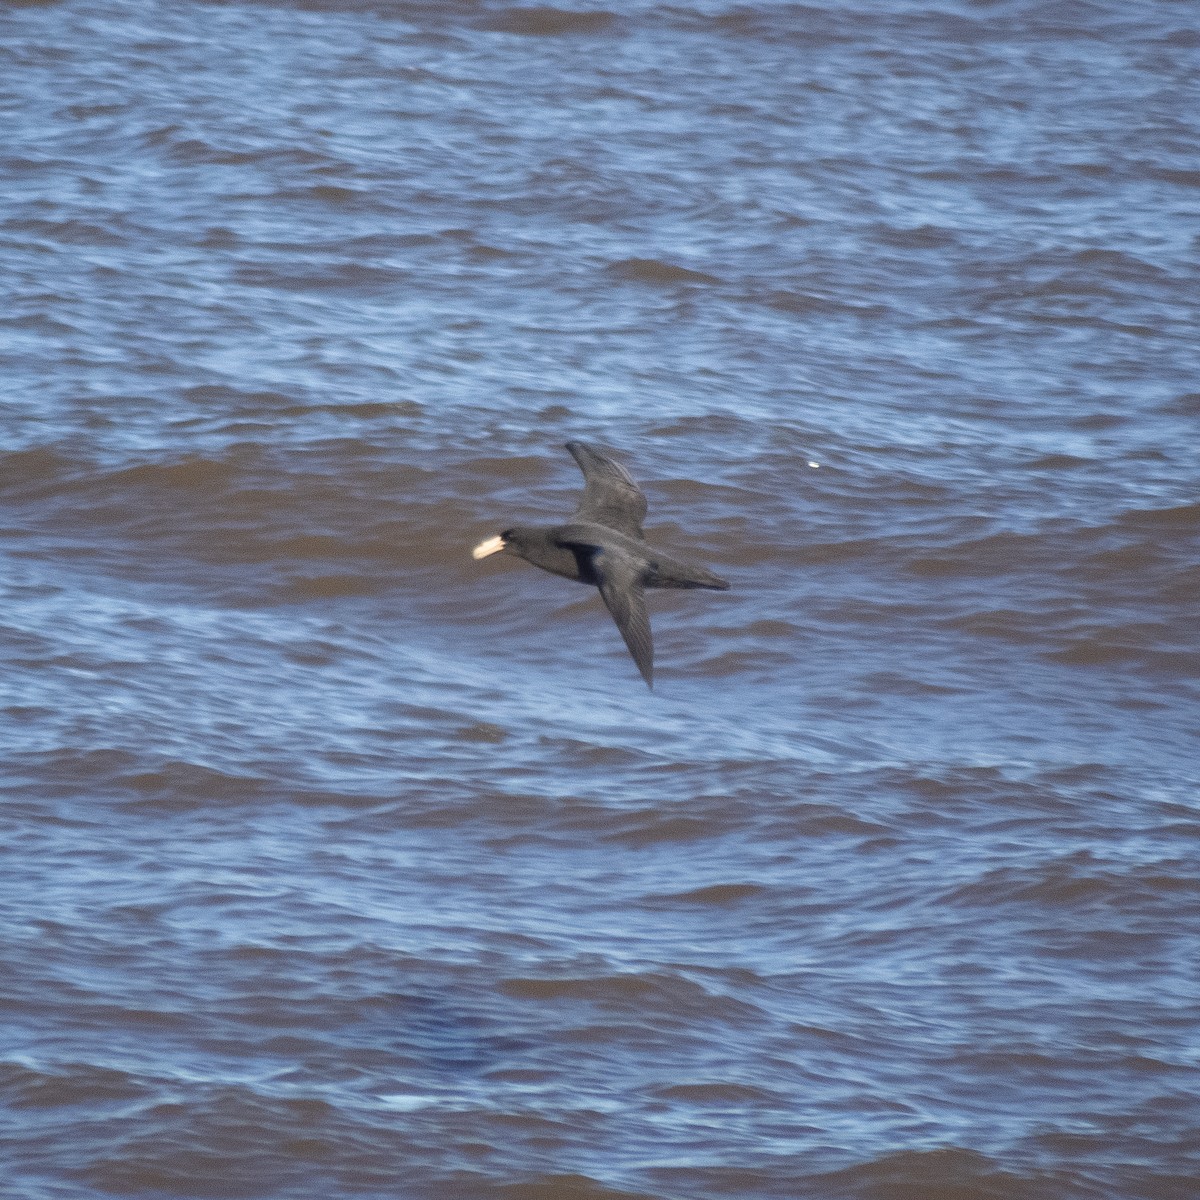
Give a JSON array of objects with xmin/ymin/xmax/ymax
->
[{"xmin": 472, "ymin": 442, "xmax": 729, "ymax": 688}]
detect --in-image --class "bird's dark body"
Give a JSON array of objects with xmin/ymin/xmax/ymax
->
[
  {"xmin": 501, "ymin": 522, "xmax": 729, "ymax": 591},
  {"xmin": 473, "ymin": 442, "xmax": 729, "ymax": 688}
]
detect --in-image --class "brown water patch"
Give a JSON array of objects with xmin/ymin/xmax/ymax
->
[
  {"xmin": 655, "ymin": 882, "xmax": 767, "ymax": 905},
  {"xmin": 497, "ymin": 1175, "xmax": 656, "ymax": 1200},
  {"xmin": 652, "ymin": 1080, "xmax": 779, "ymax": 1105},
  {"xmin": 608, "ymin": 258, "xmax": 721, "ymax": 286},
  {"xmin": 486, "ymin": 9, "xmax": 619, "ymax": 37}
]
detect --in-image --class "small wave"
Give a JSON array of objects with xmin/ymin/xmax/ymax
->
[
  {"xmin": 453, "ymin": 721, "xmax": 508, "ymax": 745},
  {"xmin": 1148, "ymin": 167, "xmax": 1200, "ymax": 188},
  {"xmin": 279, "ymin": 573, "xmax": 380, "ymax": 600},
  {"xmin": 1070, "ymin": 411, "xmax": 1128, "ymax": 430},
  {"xmin": 179, "ymin": 384, "xmax": 293, "ymax": 411},
  {"xmin": 0, "ymin": 1060, "xmax": 150, "ymax": 1109},
  {"xmin": 0, "ymin": 446, "xmax": 75, "ymax": 495},
  {"xmin": 0, "ymin": 311, "xmax": 81, "ymax": 337},
  {"xmin": 608, "ymin": 258, "xmax": 720, "ymax": 286},
  {"xmin": 1028, "ymin": 452, "xmax": 1095, "ymax": 469},
  {"xmin": 1158, "ymin": 392, "xmax": 1200, "ymax": 416},
  {"xmin": 80, "ymin": 1086, "xmax": 346, "ymax": 1198},
  {"xmin": 1160, "ymin": 28, "xmax": 1200, "ymax": 47},
  {"xmin": 6, "ymin": 217, "xmax": 127, "ymax": 246},
  {"xmin": 1046, "ymin": 635, "xmax": 1199, "ymax": 674},
  {"xmin": 702, "ymin": 7, "xmax": 848, "ymax": 47},
  {"xmin": 1118, "ymin": 500, "xmax": 1200, "ymax": 530},
  {"xmin": 142, "ymin": 125, "xmax": 333, "ymax": 170},
  {"xmin": 740, "ymin": 619, "xmax": 800, "ymax": 639},
  {"xmin": 462, "ymin": 453, "xmax": 549, "ymax": 483},
  {"xmin": 270, "ymin": 184, "xmax": 381, "ymax": 209},
  {"xmin": 111, "ymin": 456, "xmax": 240, "ymax": 491},
  {"xmin": 179, "ymin": 386, "xmax": 420, "ymax": 422},
  {"xmin": 499, "ymin": 972, "xmax": 670, "ymax": 1001},
  {"xmin": 485, "ymin": 8, "xmax": 619, "ymax": 37},
  {"xmin": 12, "ymin": 754, "xmax": 393, "ymax": 823},
  {"xmin": 1070, "ymin": 247, "xmax": 1171, "ymax": 278},
  {"xmin": 943, "ymin": 854, "xmax": 1200, "ymax": 911},
  {"xmin": 497, "ymin": 969, "xmax": 761, "ymax": 1024},
  {"xmin": 649, "ymin": 882, "xmax": 767, "ymax": 906},
  {"xmin": 537, "ymin": 737, "xmax": 650, "ymax": 767},
  {"xmin": 233, "ymin": 262, "xmax": 409, "ymax": 294},
  {"xmin": 11, "ymin": 747, "xmax": 142, "ymax": 796},
  {"xmin": 872, "ymin": 222, "xmax": 960, "ymax": 251},
  {"xmin": 765, "ymin": 289, "xmax": 891, "ymax": 319},
  {"xmin": 645, "ymin": 412, "xmax": 760, "ymax": 441},
  {"xmin": 652, "ymin": 1080, "xmax": 780, "ymax": 1104},
  {"xmin": 605, "ymin": 812, "xmax": 715, "ymax": 845},
  {"xmin": 691, "ymin": 648, "xmax": 793, "ymax": 678},
  {"xmin": 495, "ymin": 1175, "xmax": 655, "ymax": 1200},
  {"xmin": 119, "ymin": 760, "xmax": 272, "ymax": 808},
  {"xmin": 792, "ymin": 809, "xmax": 892, "ymax": 838},
  {"xmin": 806, "ymin": 1146, "xmax": 1052, "ymax": 1200},
  {"xmin": 948, "ymin": 609, "xmax": 1050, "ymax": 645}
]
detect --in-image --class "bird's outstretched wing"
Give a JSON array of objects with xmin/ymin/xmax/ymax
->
[
  {"xmin": 567, "ymin": 442, "xmax": 647, "ymax": 541},
  {"xmin": 592, "ymin": 548, "xmax": 653, "ymax": 689}
]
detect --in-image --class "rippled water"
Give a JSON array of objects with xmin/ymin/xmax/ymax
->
[{"xmin": 3, "ymin": 1, "xmax": 1199, "ymax": 1198}]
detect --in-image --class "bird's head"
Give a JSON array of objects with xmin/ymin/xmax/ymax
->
[
  {"xmin": 473, "ymin": 526, "xmax": 551, "ymax": 566},
  {"xmin": 473, "ymin": 526, "xmax": 544, "ymax": 561}
]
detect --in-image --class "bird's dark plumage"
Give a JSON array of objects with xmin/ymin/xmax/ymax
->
[
  {"xmin": 472, "ymin": 442, "xmax": 729, "ymax": 687},
  {"xmin": 567, "ymin": 441, "xmax": 646, "ymax": 539}
]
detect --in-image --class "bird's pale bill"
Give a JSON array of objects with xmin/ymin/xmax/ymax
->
[{"xmin": 472, "ymin": 535, "xmax": 506, "ymax": 560}]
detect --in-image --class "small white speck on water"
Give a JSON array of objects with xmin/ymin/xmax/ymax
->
[{"xmin": 807, "ymin": 461, "xmax": 820, "ymax": 468}]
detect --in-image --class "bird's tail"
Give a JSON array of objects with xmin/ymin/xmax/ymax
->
[{"xmin": 646, "ymin": 555, "xmax": 730, "ymax": 590}]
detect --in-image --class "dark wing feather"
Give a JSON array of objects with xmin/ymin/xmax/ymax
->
[
  {"xmin": 566, "ymin": 442, "xmax": 647, "ymax": 540},
  {"xmin": 592, "ymin": 548, "xmax": 653, "ymax": 688}
]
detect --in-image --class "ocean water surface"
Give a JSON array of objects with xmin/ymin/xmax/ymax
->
[{"xmin": 2, "ymin": 1, "xmax": 1199, "ymax": 1197}]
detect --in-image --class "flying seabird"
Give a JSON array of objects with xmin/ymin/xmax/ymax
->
[{"xmin": 472, "ymin": 441, "xmax": 729, "ymax": 688}]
